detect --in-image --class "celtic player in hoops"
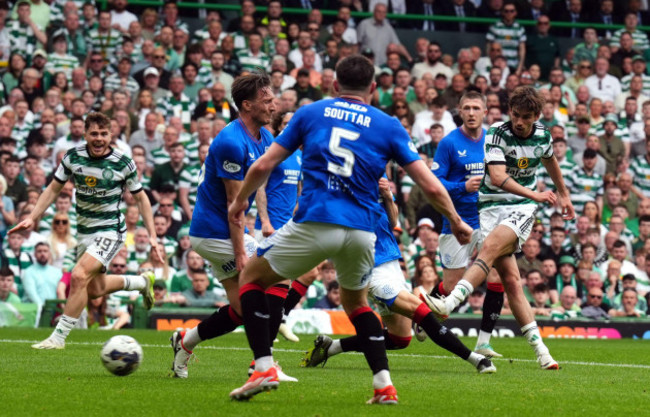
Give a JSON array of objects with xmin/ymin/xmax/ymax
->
[
  {"xmin": 10, "ymin": 113, "xmax": 164, "ymax": 349},
  {"xmin": 422, "ymin": 86, "xmax": 575, "ymax": 369}
]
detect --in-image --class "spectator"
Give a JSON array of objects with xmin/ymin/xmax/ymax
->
[
  {"xmin": 45, "ymin": 212, "xmax": 76, "ymax": 270},
  {"xmin": 486, "ymin": 2, "xmax": 526, "ymax": 74},
  {"xmin": 440, "ymin": 0, "xmax": 478, "ymax": 33},
  {"xmin": 21, "ymin": 242, "xmax": 62, "ymax": 306},
  {"xmin": 609, "ymin": 288, "xmax": 646, "ymax": 317},
  {"xmin": 356, "ymin": 3, "xmax": 411, "ymax": 67},
  {"xmin": 87, "ymin": 295, "xmax": 131, "ymax": 329},
  {"xmin": 611, "ymin": 13, "xmax": 650, "ymax": 54},
  {"xmin": 459, "ymin": 289, "xmax": 484, "ymax": 314},
  {"xmin": 588, "ymin": 0, "xmax": 618, "ymax": 39},
  {"xmin": 550, "ymin": 285, "xmax": 582, "ymax": 319},
  {"xmin": 581, "ymin": 286, "xmax": 612, "ymax": 319},
  {"xmin": 530, "ymin": 283, "xmax": 552, "ymax": 316},
  {"xmin": 549, "ymin": 256, "xmax": 583, "ymax": 304},
  {"xmin": 313, "ymin": 280, "xmax": 342, "ymax": 310},
  {"xmin": 585, "ymin": 58, "xmax": 622, "ymax": 103},
  {"xmin": 181, "ymin": 270, "xmax": 225, "ymax": 308},
  {"xmin": 411, "ymin": 41, "xmax": 452, "ymax": 83},
  {"xmin": 0, "ymin": 268, "xmax": 20, "ymax": 304},
  {"xmin": 553, "ymin": 0, "xmax": 585, "ymax": 39},
  {"xmin": 517, "ymin": 237, "xmax": 543, "ymax": 277},
  {"xmin": 291, "ymin": 69, "xmax": 323, "ymax": 103},
  {"xmin": 0, "ymin": 174, "xmax": 16, "ymax": 237},
  {"xmin": 525, "ymin": 15, "xmax": 560, "ymax": 81},
  {"xmin": 522, "ymin": 269, "xmax": 544, "ymax": 303}
]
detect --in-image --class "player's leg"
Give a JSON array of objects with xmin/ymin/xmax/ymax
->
[
  {"xmin": 279, "ymin": 268, "xmax": 319, "ymax": 342},
  {"xmin": 422, "ymin": 225, "xmax": 518, "ymax": 318},
  {"xmin": 232, "ymin": 221, "xmax": 327, "ymax": 400},
  {"xmin": 475, "ymin": 268, "xmax": 504, "ymax": 358},
  {"xmin": 389, "ymin": 291, "xmax": 495, "ymax": 373},
  {"xmin": 493, "ymin": 255, "xmax": 558, "ymax": 370},
  {"xmin": 266, "ymin": 279, "xmax": 290, "ymax": 344},
  {"xmin": 32, "ymin": 253, "xmax": 103, "ymax": 349}
]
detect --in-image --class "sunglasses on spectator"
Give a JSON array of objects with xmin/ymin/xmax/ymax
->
[
  {"xmin": 112, "ymin": 264, "xmax": 126, "ymax": 268},
  {"xmin": 154, "ymin": 55, "xmax": 166, "ymax": 59},
  {"xmin": 90, "ymin": 59, "xmax": 103, "ymax": 63},
  {"xmin": 159, "ymin": 204, "xmax": 173, "ymax": 207},
  {"xmin": 54, "ymin": 219, "xmax": 69, "ymax": 225},
  {"xmin": 395, "ymin": 105, "xmax": 407, "ymax": 109},
  {"xmin": 504, "ymin": 9, "xmax": 516, "ymax": 13},
  {"xmin": 589, "ymin": 294, "xmax": 603, "ymax": 299}
]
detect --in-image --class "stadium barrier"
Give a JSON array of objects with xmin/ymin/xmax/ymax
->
[
  {"xmin": 98, "ymin": 0, "xmax": 648, "ymax": 31},
  {"xmin": 140, "ymin": 308, "xmax": 650, "ymax": 339}
]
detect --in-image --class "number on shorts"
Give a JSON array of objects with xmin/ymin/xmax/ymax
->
[
  {"xmin": 94, "ymin": 237, "xmax": 113, "ymax": 251},
  {"xmin": 507, "ymin": 212, "xmax": 527, "ymax": 226},
  {"xmin": 327, "ymin": 127, "xmax": 360, "ymax": 177}
]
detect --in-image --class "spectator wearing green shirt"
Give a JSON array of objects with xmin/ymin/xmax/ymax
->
[
  {"xmin": 525, "ymin": 15, "xmax": 560, "ymax": 82},
  {"xmin": 550, "ymin": 286, "xmax": 582, "ymax": 320},
  {"xmin": 181, "ymin": 271, "xmax": 225, "ymax": 308},
  {"xmin": 0, "ymin": 268, "xmax": 21, "ymax": 304}
]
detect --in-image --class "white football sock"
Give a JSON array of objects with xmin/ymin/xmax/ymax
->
[
  {"xmin": 327, "ymin": 339, "xmax": 343, "ymax": 356},
  {"xmin": 182, "ymin": 327, "xmax": 202, "ymax": 351},
  {"xmin": 372, "ymin": 370, "xmax": 393, "ymax": 389},
  {"xmin": 123, "ymin": 275, "xmax": 147, "ymax": 291},
  {"xmin": 50, "ymin": 314, "xmax": 78, "ymax": 343},
  {"xmin": 445, "ymin": 279, "xmax": 474, "ymax": 312},
  {"xmin": 466, "ymin": 352, "xmax": 483, "ymax": 367},
  {"xmin": 255, "ymin": 355, "xmax": 274, "ymax": 372},
  {"xmin": 476, "ymin": 330, "xmax": 492, "ymax": 347},
  {"xmin": 521, "ymin": 321, "xmax": 549, "ymax": 356}
]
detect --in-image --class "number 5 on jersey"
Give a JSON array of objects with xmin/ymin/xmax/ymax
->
[{"xmin": 327, "ymin": 127, "xmax": 360, "ymax": 178}]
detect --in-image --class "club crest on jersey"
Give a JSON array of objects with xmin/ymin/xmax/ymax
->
[
  {"xmin": 102, "ymin": 169, "xmax": 114, "ymax": 180},
  {"xmin": 431, "ymin": 161, "xmax": 440, "ymax": 170},
  {"xmin": 534, "ymin": 146, "xmax": 543, "ymax": 158},
  {"xmin": 223, "ymin": 161, "xmax": 241, "ymax": 173},
  {"xmin": 517, "ymin": 157, "xmax": 529, "ymax": 169},
  {"xmin": 408, "ymin": 141, "xmax": 417, "ymax": 153},
  {"xmin": 457, "ymin": 150, "xmax": 467, "ymax": 157},
  {"xmin": 85, "ymin": 176, "xmax": 98, "ymax": 187}
]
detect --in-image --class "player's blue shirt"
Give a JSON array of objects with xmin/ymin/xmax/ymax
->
[
  {"xmin": 275, "ymin": 97, "xmax": 420, "ymax": 232},
  {"xmin": 432, "ymin": 127, "xmax": 485, "ymax": 234},
  {"xmin": 255, "ymin": 149, "xmax": 302, "ymax": 230},
  {"xmin": 374, "ymin": 193, "xmax": 402, "ymax": 267},
  {"xmin": 190, "ymin": 119, "xmax": 273, "ymax": 239}
]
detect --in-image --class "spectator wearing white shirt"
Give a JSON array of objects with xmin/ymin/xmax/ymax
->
[
  {"xmin": 110, "ymin": 0, "xmax": 137, "ymax": 33},
  {"xmin": 288, "ymin": 30, "xmax": 323, "ymax": 72},
  {"xmin": 412, "ymin": 96, "xmax": 457, "ymax": 147},
  {"xmin": 585, "ymin": 57, "xmax": 621, "ymax": 103}
]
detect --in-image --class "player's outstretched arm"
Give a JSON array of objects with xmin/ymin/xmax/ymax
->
[
  {"xmin": 404, "ymin": 159, "xmax": 472, "ymax": 244},
  {"xmin": 132, "ymin": 190, "xmax": 164, "ymax": 263},
  {"xmin": 541, "ymin": 155, "xmax": 575, "ymax": 221},
  {"xmin": 8, "ymin": 179, "xmax": 64, "ymax": 235},
  {"xmin": 487, "ymin": 163, "xmax": 557, "ymax": 206}
]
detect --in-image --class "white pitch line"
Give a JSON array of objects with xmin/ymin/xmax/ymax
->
[{"xmin": 3, "ymin": 338, "xmax": 650, "ymax": 370}]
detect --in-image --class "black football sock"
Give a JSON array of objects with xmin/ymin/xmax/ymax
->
[
  {"xmin": 240, "ymin": 283, "xmax": 272, "ymax": 359},
  {"xmin": 284, "ymin": 280, "xmax": 309, "ymax": 315},
  {"xmin": 413, "ymin": 303, "xmax": 471, "ymax": 360},
  {"xmin": 266, "ymin": 283, "xmax": 289, "ymax": 344},
  {"xmin": 481, "ymin": 283, "xmax": 505, "ymax": 334},
  {"xmin": 339, "ymin": 329, "xmax": 411, "ymax": 352},
  {"xmin": 196, "ymin": 305, "xmax": 242, "ymax": 341},
  {"xmin": 349, "ymin": 307, "xmax": 389, "ymax": 374}
]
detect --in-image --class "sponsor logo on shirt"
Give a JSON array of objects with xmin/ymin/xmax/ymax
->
[{"xmin": 223, "ymin": 161, "xmax": 241, "ymax": 173}]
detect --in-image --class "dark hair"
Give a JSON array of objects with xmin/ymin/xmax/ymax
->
[
  {"xmin": 0, "ymin": 267, "xmax": 14, "ymax": 277},
  {"xmin": 231, "ymin": 72, "xmax": 271, "ymax": 109},
  {"xmin": 526, "ymin": 268, "xmax": 542, "ymax": 278},
  {"xmin": 271, "ymin": 110, "xmax": 292, "ymax": 136},
  {"xmin": 34, "ymin": 242, "xmax": 50, "ymax": 251},
  {"xmin": 5, "ymin": 155, "xmax": 20, "ymax": 164},
  {"xmin": 429, "ymin": 96, "xmax": 447, "ymax": 108},
  {"xmin": 169, "ymin": 142, "xmax": 185, "ymax": 150},
  {"xmin": 335, "ymin": 55, "xmax": 375, "ymax": 93},
  {"xmin": 508, "ymin": 86, "xmax": 544, "ymax": 115},
  {"xmin": 84, "ymin": 112, "xmax": 111, "ymax": 131},
  {"xmin": 550, "ymin": 226, "xmax": 565, "ymax": 235},
  {"xmin": 532, "ymin": 283, "xmax": 548, "ymax": 293},
  {"xmin": 639, "ymin": 215, "xmax": 650, "ymax": 225},
  {"xmin": 612, "ymin": 240, "xmax": 626, "ymax": 250},
  {"xmin": 327, "ymin": 280, "xmax": 340, "ymax": 292}
]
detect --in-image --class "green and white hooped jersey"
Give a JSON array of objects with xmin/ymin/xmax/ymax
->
[
  {"xmin": 479, "ymin": 121, "xmax": 553, "ymax": 210},
  {"xmin": 54, "ymin": 145, "xmax": 142, "ymax": 236}
]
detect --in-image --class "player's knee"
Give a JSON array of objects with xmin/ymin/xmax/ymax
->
[{"xmin": 70, "ymin": 269, "xmax": 90, "ymax": 292}]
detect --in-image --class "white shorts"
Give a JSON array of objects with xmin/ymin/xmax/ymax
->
[
  {"xmin": 368, "ymin": 260, "xmax": 409, "ymax": 316},
  {"xmin": 77, "ymin": 231, "xmax": 125, "ymax": 269},
  {"xmin": 259, "ymin": 220, "xmax": 376, "ymax": 290},
  {"xmin": 479, "ymin": 204, "xmax": 537, "ymax": 252},
  {"xmin": 190, "ymin": 234, "xmax": 258, "ymax": 281},
  {"xmin": 439, "ymin": 229, "xmax": 481, "ymax": 269},
  {"xmin": 254, "ymin": 229, "xmax": 264, "ymax": 243}
]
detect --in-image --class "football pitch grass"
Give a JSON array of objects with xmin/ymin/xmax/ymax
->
[{"xmin": 2, "ymin": 328, "xmax": 649, "ymax": 417}]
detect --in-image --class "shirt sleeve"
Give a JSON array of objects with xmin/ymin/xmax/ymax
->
[
  {"xmin": 124, "ymin": 157, "xmax": 143, "ymax": 193},
  {"xmin": 484, "ymin": 125, "xmax": 506, "ymax": 165},
  {"xmin": 213, "ymin": 135, "xmax": 247, "ymax": 181},
  {"xmin": 542, "ymin": 132, "xmax": 554, "ymax": 159},
  {"xmin": 433, "ymin": 139, "xmax": 467, "ymax": 198},
  {"xmin": 53, "ymin": 153, "xmax": 72, "ymax": 183}
]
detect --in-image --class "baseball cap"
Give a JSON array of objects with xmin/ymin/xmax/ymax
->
[
  {"xmin": 361, "ymin": 47, "xmax": 374, "ymax": 57},
  {"xmin": 559, "ymin": 255, "xmax": 575, "ymax": 266},
  {"xmin": 603, "ymin": 113, "xmax": 618, "ymax": 125},
  {"xmin": 33, "ymin": 49, "xmax": 47, "ymax": 59},
  {"xmin": 417, "ymin": 218, "xmax": 435, "ymax": 229},
  {"xmin": 153, "ymin": 279, "xmax": 167, "ymax": 290},
  {"xmin": 632, "ymin": 55, "xmax": 645, "ymax": 63},
  {"xmin": 144, "ymin": 67, "xmax": 160, "ymax": 77},
  {"xmin": 379, "ymin": 67, "xmax": 393, "ymax": 76}
]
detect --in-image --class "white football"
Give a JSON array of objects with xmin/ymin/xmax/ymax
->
[{"xmin": 100, "ymin": 335, "xmax": 143, "ymax": 376}]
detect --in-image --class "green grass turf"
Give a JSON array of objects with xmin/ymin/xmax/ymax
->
[{"xmin": 1, "ymin": 328, "xmax": 649, "ymax": 417}]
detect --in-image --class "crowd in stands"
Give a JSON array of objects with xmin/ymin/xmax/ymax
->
[{"xmin": 0, "ymin": 0, "xmax": 650, "ymax": 329}]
